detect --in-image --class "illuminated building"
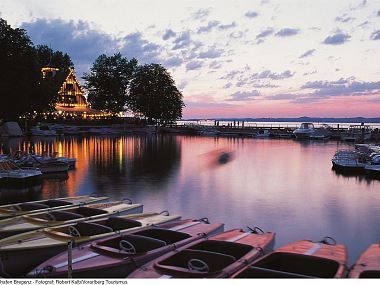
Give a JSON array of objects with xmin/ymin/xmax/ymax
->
[{"xmin": 41, "ymin": 66, "xmax": 108, "ymax": 119}]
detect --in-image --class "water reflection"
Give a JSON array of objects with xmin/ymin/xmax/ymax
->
[{"xmin": 0, "ymin": 135, "xmax": 379, "ymax": 265}]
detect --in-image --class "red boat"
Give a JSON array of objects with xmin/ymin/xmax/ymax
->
[
  {"xmin": 232, "ymin": 237, "xmax": 347, "ymax": 278},
  {"xmin": 128, "ymin": 227, "xmax": 275, "ymax": 278},
  {"xmin": 28, "ymin": 218, "xmax": 224, "ymax": 278},
  {"xmin": 349, "ymin": 243, "xmax": 380, "ymax": 278}
]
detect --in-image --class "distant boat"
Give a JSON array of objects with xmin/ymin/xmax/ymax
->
[
  {"xmin": 341, "ymin": 125, "xmax": 372, "ymax": 142},
  {"xmin": 293, "ymin": 123, "xmax": 316, "ymax": 139},
  {"xmin": 254, "ymin": 130, "xmax": 271, "ymax": 138},
  {"xmin": 30, "ymin": 125, "xmax": 57, "ymax": 136},
  {"xmin": 310, "ymin": 124, "xmax": 332, "ymax": 140}
]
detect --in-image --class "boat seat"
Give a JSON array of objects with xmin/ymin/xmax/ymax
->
[
  {"xmin": 132, "ymin": 228, "xmax": 191, "ymax": 244},
  {"xmin": 234, "ymin": 266, "xmax": 313, "ymax": 278},
  {"xmin": 359, "ymin": 270, "xmax": 380, "ymax": 278},
  {"xmin": 73, "ymin": 222, "xmax": 113, "ymax": 236},
  {"xmin": 77, "ymin": 207, "xmax": 107, "ymax": 217},
  {"xmin": 157, "ymin": 249, "xmax": 237, "ymax": 272},
  {"xmin": 251, "ymin": 252, "xmax": 340, "ymax": 278},
  {"xmin": 105, "ymin": 217, "xmax": 142, "ymax": 231},
  {"xmin": 18, "ymin": 202, "xmax": 50, "ymax": 211},
  {"xmin": 44, "ymin": 199, "xmax": 73, "ymax": 207},
  {"xmin": 49, "ymin": 211, "xmax": 84, "ymax": 221},
  {"xmin": 119, "ymin": 235, "xmax": 167, "ymax": 253},
  {"xmin": 96, "ymin": 235, "xmax": 167, "ymax": 253},
  {"xmin": 190, "ymin": 240, "xmax": 254, "ymax": 260}
]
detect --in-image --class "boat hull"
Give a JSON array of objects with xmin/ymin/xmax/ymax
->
[
  {"xmin": 28, "ymin": 220, "xmax": 224, "ymax": 278},
  {"xmin": 349, "ymin": 244, "xmax": 380, "ymax": 278}
]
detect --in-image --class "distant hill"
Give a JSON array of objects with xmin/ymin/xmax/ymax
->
[{"xmin": 183, "ymin": 117, "xmax": 380, "ymax": 123}]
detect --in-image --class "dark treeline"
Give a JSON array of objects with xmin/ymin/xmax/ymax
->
[{"xmin": 0, "ymin": 18, "xmax": 184, "ymax": 125}]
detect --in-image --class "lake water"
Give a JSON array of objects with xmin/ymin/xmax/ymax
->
[{"xmin": 1, "ymin": 135, "xmax": 379, "ymax": 265}]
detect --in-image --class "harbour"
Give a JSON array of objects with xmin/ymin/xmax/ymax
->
[{"xmin": 0, "ymin": 134, "xmax": 379, "ymax": 274}]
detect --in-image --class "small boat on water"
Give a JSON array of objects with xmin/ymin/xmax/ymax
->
[
  {"xmin": 231, "ymin": 237, "xmax": 347, "ymax": 278},
  {"xmin": 28, "ymin": 156, "xmax": 69, "ymax": 174},
  {"xmin": 29, "ymin": 218, "xmax": 224, "ymax": 278},
  {"xmin": 0, "ymin": 201, "xmax": 143, "ymax": 239},
  {"xmin": 293, "ymin": 123, "xmax": 316, "ymax": 139},
  {"xmin": 254, "ymin": 130, "xmax": 271, "ymax": 138},
  {"xmin": 0, "ymin": 212, "xmax": 180, "ymax": 277},
  {"xmin": 0, "ymin": 195, "xmax": 109, "ymax": 220},
  {"xmin": 331, "ymin": 150, "xmax": 368, "ymax": 173},
  {"xmin": 129, "ymin": 227, "xmax": 275, "ymax": 278},
  {"xmin": 349, "ymin": 244, "xmax": 380, "ymax": 278},
  {"xmin": 0, "ymin": 160, "xmax": 42, "ymax": 186}
]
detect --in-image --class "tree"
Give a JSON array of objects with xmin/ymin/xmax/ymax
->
[
  {"xmin": 0, "ymin": 18, "xmax": 56, "ymax": 120},
  {"xmin": 82, "ymin": 53, "xmax": 138, "ymax": 115},
  {"xmin": 127, "ymin": 64, "xmax": 185, "ymax": 125},
  {"xmin": 35, "ymin": 45, "xmax": 73, "ymax": 70}
]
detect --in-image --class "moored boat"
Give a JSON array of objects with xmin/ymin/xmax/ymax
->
[
  {"xmin": 0, "ymin": 195, "xmax": 109, "ymax": 220},
  {"xmin": 349, "ymin": 244, "xmax": 380, "ymax": 278},
  {"xmin": 129, "ymin": 227, "xmax": 275, "ymax": 278},
  {"xmin": 331, "ymin": 150, "xmax": 368, "ymax": 173},
  {"xmin": 232, "ymin": 237, "xmax": 347, "ymax": 278},
  {"xmin": 293, "ymin": 123, "xmax": 316, "ymax": 139},
  {"xmin": 0, "ymin": 212, "xmax": 180, "ymax": 277},
  {"xmin": 28, "ymin": 218, "xmax": 224, "ymax": 278},
  {"xmin": 0, "ymin": 201, "xmax": 143, "ymax": 239},
  {"xmin": 0, "ymin": 160, "xmax": 42, "ymax": 186}
]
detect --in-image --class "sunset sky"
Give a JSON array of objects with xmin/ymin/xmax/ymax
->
[{"xmin": 1, "ymin": 0, "xmax": 380, "ymax": 118}]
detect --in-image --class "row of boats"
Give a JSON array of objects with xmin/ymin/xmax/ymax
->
[
  {"xmin": 331, "ymin": 144, "xmax": 380, "ymax": 177},
  {"xmin": 293, "ymin": 123, "xmax": 373, "ymax": 141},
  {"xmin": 0, "ymin": 151, "xmax": 76, "ymax": 185},
  {"xmin": 0, "ymin": 195, "xmax": 378, "ymax": 278}
]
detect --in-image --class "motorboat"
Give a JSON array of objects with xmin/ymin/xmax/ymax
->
[
  {"xmin": 254, "ymin": 130, "xmax": 271, "ymax": 138},
  {"xmin": 129, "ymin": 227, "xmax": 275, "ymax": 278},
  {"xmin": 349, "ymin": 244, "xmax": 380, "ymax": 278},
  {"xmin": 331, "ymin": 150, "xmax": 368, "ymax": 173},
  {"xmin": 0, "ymin": 212, "xmax": 180, "ymax": 277},
  {"xmin": 0, "ymin": 160, "xmax": 42, "ymax": 185},
  {"xmin": 28, "ymin": 155, "xmax": 69, "ymax": 174},
  {"xmin": 310, "ymin": 124, "xmax": 332, "ymax": 140},
  {"xmin": 0, "ymin": 201, "xmax": 143, "ymax": 239},
  {"xmin": 231, "ymin": 237, "xmax": 347, "ymax": 278},
  {"xmin": 364, "ymin": 154, "xmax": 380, "ymax": 178},
  {"xmin": 341, "ymin": 125, "xmax": 372, "ymax": 142},
  {"xmin": 0, "ymin": 195, "xmax": 109, "ymax": 220},
  {"xmin": 29, "ymin": 218, "xmax": 224, "ymax": 278},
  {"xmin": 293, "ymin": 123, "xmax": 316, "ymax": 139}
]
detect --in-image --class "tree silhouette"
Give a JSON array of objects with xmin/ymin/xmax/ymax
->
[
  {"xmin": 127, "ymin": 64, "xmax": 185, "ymax": 125},
  {"xmin": 83, "ymin": 53, "xmax": 138, "ymax": 115}
]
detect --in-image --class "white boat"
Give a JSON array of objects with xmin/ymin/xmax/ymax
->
[
  {"xmin": 293, "ymin": 123, "xmax": 316, "ymax": 139},
  {"xmin": 310, "ymin": 124, "xmax": 332, "ymax": 140},
  {"xmin": 331, "ymin": 150, "xmax": 368, "ymax": 173},
  {"xmin": 364, "ymin": 154, "xmax": 380, "ymax": 178},
  {"xmin": 0, "ymin": 160, "xmax": 42, "ymax": 185},
  {"xmin": 341, "ymin": 125, "xmax": 372, "ymax": 142},
  {"xmin": 254, "ymin": 130, "xmax": 271, "ymax": 138}
]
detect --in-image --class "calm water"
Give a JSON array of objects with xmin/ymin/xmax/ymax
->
[{"xmin": 1, "ymin": 135, "xmax": 379, "ymax": 265}]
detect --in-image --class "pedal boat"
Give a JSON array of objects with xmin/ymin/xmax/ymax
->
[
  {"xmin": 129, "ymin": 227, "xmax": 275, "ymax": 278},
  {"xmin": 0, "ymin": 195, "xmax": 109, "ymax": 220},
  {"xmin": 0, "ymin": 212, "xmax": 179, "ymax": 277},
  {"xmin": 29, "ymin": 218, "xmax": 224, "ymax": 278},
  {"xmin": 232, "ymin": 237, "xmax": 347, "ymax": 278},
  {"xmin": 0, "ymin": 201, "xmax": 143, "ymax": 239},
  {"xmin": 349, "ymin": 244, "xmax": 380, "ymax": 278}
]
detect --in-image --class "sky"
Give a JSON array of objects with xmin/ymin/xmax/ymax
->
[{"xmin": 1, "ymin": 0, "xmax": 380, "ymax": 118}]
